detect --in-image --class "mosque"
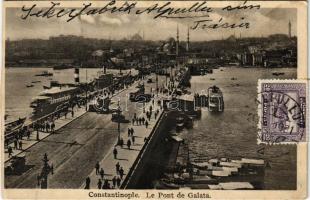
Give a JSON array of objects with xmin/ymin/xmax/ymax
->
[{"xmin": 157, "ymin": 26, "xmax": 191, "ymax": 65}]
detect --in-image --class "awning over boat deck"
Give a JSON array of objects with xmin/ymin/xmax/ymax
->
[
  {"xmin": 178, "ymin": 94, "xmax": 194, "ymax": 101},
  {"xmin": 219, "ymin": 182, "xmax": 254, "ymax": 190},
  {"xmin": 208, "ymin": 158, "xmax": 219, "ymax": 163},
  {"xmin": 222, "ymin": 167, "xmax": 238, "ymax": 172},
  {"xmin": 171, "ymin": 136, "xmax": 184, "ymax": 142},
  {"xmin": 241, "ymin": 158, "xmax": 265, "ymax": 165},
  {"xmin": 208, "ymin": 184, "xmax": 222, "ymax": 190},
  {"xmin": 191, "ymin": 162, "xmax": 211, "ymax": 168},
  {"xmin": 212, "ymin": 170, "xmax": 231, "ymax": 177},
  {"xmin": 220, "ymin": 162, "xmax": 242, "ymax": 168},
  {"xmin": 209, "ymin": 182, "xmax": 254, "ymax": 190},
  {"xmin": 32, "ymin": 96, "xmax": 51, "ymax": 100},
  {"xmin": 40, "ymin": 86, "xmax": 77, "ymax": 95}
]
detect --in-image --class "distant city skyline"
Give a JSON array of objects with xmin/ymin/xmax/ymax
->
[{"xmin": 6, "ymin": 7, "xmax": 297, "ymax": 41}]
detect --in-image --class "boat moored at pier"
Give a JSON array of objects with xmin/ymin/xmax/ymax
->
[
  {"xmin": 30, "ymin": 86, "xmax": 79, "ymax": 119},
  {"xmin": 208, "ymin": 85, "xmax": 224, "ymax": 112}
]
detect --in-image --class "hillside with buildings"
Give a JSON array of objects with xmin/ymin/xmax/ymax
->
[{"xmin": 5, "ymin": 24, "xmax": 297, "ymax": 68}]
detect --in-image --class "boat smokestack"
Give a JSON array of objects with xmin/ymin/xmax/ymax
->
[{"xmin": 74, "ymin": 68, "xmax": 80, "ymax": 84}]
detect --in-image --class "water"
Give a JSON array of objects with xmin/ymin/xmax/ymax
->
[
  {"xmin": 178, "ymin": 67, "xmax": 297, "ymax": 189},
  {"xmin": 4, "ymin": 67, "xmax": 134, "ymax": 123}
]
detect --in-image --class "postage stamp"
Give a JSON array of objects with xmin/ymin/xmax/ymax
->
[{"xmin": 258, "ymin": 80, "xmax": 307, "ymax": 144}]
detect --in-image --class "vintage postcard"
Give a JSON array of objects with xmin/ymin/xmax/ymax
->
[{"xmin": 1, "ymin": 1, "xmax": 308, "ymax": 199}]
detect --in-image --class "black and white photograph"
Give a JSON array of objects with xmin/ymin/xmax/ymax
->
[{"xmin": 1, "ymin": 1, "xmax": 308, "ymax": 198}]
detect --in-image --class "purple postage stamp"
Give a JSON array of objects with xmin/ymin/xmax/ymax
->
[{"xmin": 258, "ymin": 80, "xmax": 307, "ymax": 144}]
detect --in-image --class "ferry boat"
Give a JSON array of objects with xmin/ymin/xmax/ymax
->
[
  {"xmin": 26, "ymin": 84, "xmax": 34, "ymax": 88},
  {"xmin": 272, "ymin": 72, "xmax": 285, "ymax": 76},
  {"xmin": 208, "ymin": 86, "xmax": 224, "ymax": 112},
  {"xmin": 30, "ymin": 86, "xmax": 79, "ymax": 119},
  {"xmin": 35, "ymin": 71, "xmax": 53, "ymax": 77},
  {"xmin": 5, "ymin": 117, "xmax": 26, "ymax": 136},
  {"xmin": 53, "ymin": 64, "xmax": 74, "ymax": 70}
]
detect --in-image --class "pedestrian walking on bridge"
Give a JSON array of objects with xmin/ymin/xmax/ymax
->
[
  {"xmin": 51, "ymin": 122, "xmax": 55, "ymax": 133},
  {"xmin": 95, "ymin": 161, "xmax": 100, "ymax": 175},
  {"xmin": 37, "ymin": 174, "xmax": 41, "ymax": 187},
  {"xmin": 116, "ymin": 176, "xmax": 121, "ymax": 188},
  {"xmin": 85, "ymin": 177, "xmax": 91, "ymax": 189},
  {"xmin": 18, "ymin": 140, "xmax": 23, "ymax": 150},
  {"xmin": 13, "ymin": 139, "xmax": 18, "ymax": 150},
  {"xmin": 116, "ymin": 162, "xmax": 120, "ymax": 174},
  {"xmin": 120, "ymin": 138, "xmax": 124, "ymax": 148},
  {"xmin": 132, "ymin": 136, "xmax": 135, "ymax": 144},
  {"xmin": 8, "ymin": 146, "xmax": 13, "ymax": 158},
  {"xmin": 50, "ymin": 163, "xmax": 54, "ymax": 175},
  {"xmin": 113, "ymin": 148, "xmax": 118, "ymax": 159},
  {"xmin": 119, "ymin": 167, "xmax": 124, "ymax": 179},
  {"xmin": 97, "ymin": 179, "xmax": 102, "ymax": 189},
  {"xmin": 112, "ymin": 176, "xmax": 117, "ymax": 188},
  {"xmin": 130, "ymin": 128, "xmax": 134, "ymax": 136},
  {"xmin": 127, "ymin": 139, "xmax": 131, "ymax": 149},
  {"xmin": 27, "ymin": 129, "xmax": 31, "ymax": 140},
  {"xmin": 145, "ymin": 120, "xmax": 149, "ymax": 129},
  {"xmin": 100, "ymin": 168, "xmax": 104, "ymax": 179},
  {"xmin": 46, "ymin": 122, "xmax": 50, "ymax": 132}
]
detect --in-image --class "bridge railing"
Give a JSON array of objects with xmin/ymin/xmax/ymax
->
[
  {"xmin": 121, "ymin": 68, "xmax": 189, "ymax": 188},
  {"xmin": 120, "ymin": 110, "xmax": 165, "ymax": 189}
]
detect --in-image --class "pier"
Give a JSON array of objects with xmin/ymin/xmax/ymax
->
[{"xmin": 4, "ymin": 67, "xmax": 191, "ymax": 189}]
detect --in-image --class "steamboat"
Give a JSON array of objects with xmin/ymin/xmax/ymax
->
[
  {"xmin": 208, "ymin": 85, "xmax": 224, "ymax": 112},
  {"xmin": 30, "ymin": 86, "xmax": 79, "ymax": 120}
]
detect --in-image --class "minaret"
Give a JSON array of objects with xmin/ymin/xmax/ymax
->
[
  {"xmin": 142, "ymin": 30, "xmax": 145, "ymax": 40},
  {"xmin": 186, "ymin": 26, "xmax": 190, "ymax": 52},
  {"xmin": 288, "ymin": 20, "xmax": 292, "ymax": 38},
  {"xmin": 176, "ymin": 25, "xmax": 179, "ymax": 56}
]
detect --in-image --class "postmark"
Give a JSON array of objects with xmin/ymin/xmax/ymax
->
[{"xmin": 258, "ymin": 80, "xmax": 307, "ymax": 144}]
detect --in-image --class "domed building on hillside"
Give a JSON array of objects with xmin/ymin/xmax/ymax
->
[
  {"xmin": 156, "ymin": 26, "xmax": 191, "ymax": 65},
  {"xmin": 158, "ymin": 26, "xmax": 190, "ymax": 55},
  {"xmin": 161, "ymin": 37, "xmax": 176, "ymax": 54},
  {"xmin": 131, "ymin": 33, "xmax": 143, "ymax": 41}
]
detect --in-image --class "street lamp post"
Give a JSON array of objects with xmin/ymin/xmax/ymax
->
[
  {"xmin": 39, "ymin": 153, "xmax": 53, "ymax": 189},
  {"xmin": 36, "ymin": 129, "xmax": 40, "ymax": 141},
  {"xmin": 117, "ymin": 101, "xmax": 121, "ymax": 145},
  {"xmin": 85, "ymin": 69, "xmax": 88, "ymax": 111},
  {"xmin": 156, "ymin": 63, "xmax": 159, "ymax": 95}
]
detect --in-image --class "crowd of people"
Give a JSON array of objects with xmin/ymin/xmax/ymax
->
[
  {"xmin": 84, "ymin": 161, "xmax": 126, "ymax": 189},
  {"xmin": 5, "ymin": 101, "xmax": 81, "ymax": 158},
  {"xmin": 84, "ymin": 90, "xmax": 164, "ymax": 189}
]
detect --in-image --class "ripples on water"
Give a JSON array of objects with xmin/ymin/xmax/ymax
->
[{"xmin": 178, "ymin": 67, "xmax": 297, "ymax": 189}]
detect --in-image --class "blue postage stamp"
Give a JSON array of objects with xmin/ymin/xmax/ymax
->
[{"xmin": 258, "ymin": 80, "xmax": 307, "ymax": 144}]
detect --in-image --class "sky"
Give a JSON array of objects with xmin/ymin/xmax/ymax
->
[{"xmin": 5, "ymin": 4, "xmax": 297, "ymax": 41}]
